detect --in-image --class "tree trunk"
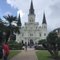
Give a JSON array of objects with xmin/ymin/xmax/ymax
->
[
  {"xmin": 53, "ymin": 44, "xmax": 59, "ymax": 60},
  {"xmin": 42, "ymin": 44, "xmax": 54, "ymax": 56}
]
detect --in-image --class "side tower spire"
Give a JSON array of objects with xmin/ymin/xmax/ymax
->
[
  {"xmin": 29, "ymin": 0, "xmax": 34, "ymax": 14},
  {"xmin": 17, "ymin": 14, "xmax": 22, "ymax": 27},
  {"xmin": 42, "ymin": 12, "xmax": 47, "ymax": 39},
  {"xmin": 42, "ymin": 13, "xmax": 47, "ymax": 24}
]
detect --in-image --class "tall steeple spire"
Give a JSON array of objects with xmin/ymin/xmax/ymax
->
[
  {"xmin": 42, "ymin": 13, "xmax": 47, "ymax": 24},
  {"xmin": 17, "ymin": 14, "xmax": 21, "ymax": 27},
  {"xmin": 29, "ymin": 0, "xmax": 34, "ymax": 14}
]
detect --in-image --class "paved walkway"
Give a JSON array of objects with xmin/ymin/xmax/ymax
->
[{"xmin": 10, "ymin": 48, "xmax": 38, "ymax": 60}]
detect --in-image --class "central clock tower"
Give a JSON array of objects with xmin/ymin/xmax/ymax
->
[{"xmin": 28, "ymin": 0, "xmax": 35, "ymax": 23}]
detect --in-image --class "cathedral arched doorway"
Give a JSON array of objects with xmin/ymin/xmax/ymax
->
[{"xmin": 29, "ymin": 39, "xmax": 34, "ymax": 48}]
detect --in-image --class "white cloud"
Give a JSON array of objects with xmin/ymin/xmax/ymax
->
[
  {"xmin": 12, "ymin": 21, "xmax": 17, "ymax": 26},
  {"xmin": 6, "ymin": 0, "xmax": 60, "ymax": 31},
  {"xmin": 17, "ymin": 10, "xmax": 25, "ymax": 18},
  {"xmin": 6, "ymin": 0, "xmax": 30, "ymax": 10}
]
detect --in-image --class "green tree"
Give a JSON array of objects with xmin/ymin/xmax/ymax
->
[
  {"xmin": 42, "ymin": 32, "xmax": 59, "ymax": 60},
  {"xmin": 0, "ymin": 18, "xmax": 5, "ymax": 31},
  {"xmin": 3, "ymin": 15, "xmax": 17, "ymax": 26},
  {"xmin": 38, "ymin": 39, "xmax": 46, "ymax": 44},
  {"xmin": 3, "ymin": 15, "xmax": 17, "ymax": 34},
  {"xmin": 3, "ymin": 14, "xmax": 20, "ymax": 42},
  {"xmin": 57, "ymin": 37, "xmax": 60, "ymax": 50}
]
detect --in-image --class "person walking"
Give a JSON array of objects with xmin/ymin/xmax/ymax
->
[
  {"xmin": 3, "ymin": 42, "xmax": 10, "ymax": 60},
  {"xmin": 25, "ymin": 42, "xmax": 27, "ymax": 51}
]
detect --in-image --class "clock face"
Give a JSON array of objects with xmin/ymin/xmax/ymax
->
[
  {"xmin": 30, "ymin": 19, "xmax": 33, "ymax": 22},
  {"xmin": 31, "ymin": 17, "xmax": 33, "ymax": 20}
]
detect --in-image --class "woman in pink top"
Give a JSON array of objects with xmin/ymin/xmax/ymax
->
[{"xmin": 3, "ymin": 42, "xmax": 10, "ymax": 60}]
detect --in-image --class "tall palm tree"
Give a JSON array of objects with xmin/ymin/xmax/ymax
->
[
  {"xmin": 0, "ymin": 18, "xmax": 8, "ymax": 43},
  {"xmin": 0, "ymin": 18, "xmax": 5, "ymax": 31},
  {"xmin": 3, "ymin": 14, "xmax": 17, "ymax": 33},
  {"xmin": 3, "ymin": 14, "xmax": 20, "ymax": 42},
  {"xmin": 3, "ymin": 14, "xmax": 17, "ymax": 26}
]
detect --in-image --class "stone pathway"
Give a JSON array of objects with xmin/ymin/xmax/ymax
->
[{"xmin": 10, "ymin": 48, "xmax": 38, "ymax": 60}]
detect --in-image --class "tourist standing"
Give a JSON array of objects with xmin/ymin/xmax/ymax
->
[{"xmin": 3, "ymin": 42, "xmax": 10, "ymax": 60}]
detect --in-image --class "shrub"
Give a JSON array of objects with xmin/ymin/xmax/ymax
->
[
  {"xmin": 8, "ymin": 42, "xmax": 23, "ymax": 50},
  {"xmin": 34, "ymin": 45, "xmax": 46, "ymax": 50}
]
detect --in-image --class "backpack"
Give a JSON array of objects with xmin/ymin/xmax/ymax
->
[{"xmin": 0, "ymin": 46, "xmax": 3, "ymax": 59}]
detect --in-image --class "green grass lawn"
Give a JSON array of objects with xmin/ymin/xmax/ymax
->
[
  {"xmin": 8, "ymin": 50, "xmax": 20, "ymax": 59},
  {"xmin": 36, "ymin": 50, "xmax": 51, "ymax": 60},
  {"xmin": 0, "ymin": 50, "xmax": 20, "ymax": 60}
]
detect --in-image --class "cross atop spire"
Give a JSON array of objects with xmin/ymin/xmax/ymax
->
[
  {"xmin": 29, "ymin": 0, "xmax": 34, "ymax": 14},
  {"xmin": 42, "ymin": 12, "xmax": 47, "ymax": 24}
]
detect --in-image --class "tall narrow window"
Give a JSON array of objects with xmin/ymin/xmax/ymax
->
[
  {"xmin": 40, "ymin": 33, "xmax": 41, "ymax": 36},
  {"xmin": 30, "ymin": 34, "xmax": 33, "ymax": 36},
  {"xmin": 44, "ymin": 33, "xmax": 46, "ymax": 36}
]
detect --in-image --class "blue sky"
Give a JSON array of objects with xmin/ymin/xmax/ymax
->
[
  {"xmin": 0, "ymin": 0, "xmax": 60, "ymax": 32},
  {"xmin": 0, "ymin": 0, "xmax": 17, "ymax": 18}
]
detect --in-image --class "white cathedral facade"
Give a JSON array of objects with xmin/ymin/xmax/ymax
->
[{"xmin": 16, "ymin": 0, "xmax": 47, "ymax": 44}]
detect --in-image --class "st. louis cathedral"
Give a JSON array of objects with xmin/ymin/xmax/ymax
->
[{"xmin": 16, "ymin": 0, "xmax": 47, "ymax": 44}]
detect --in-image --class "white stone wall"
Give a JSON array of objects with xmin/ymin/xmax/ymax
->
[
  {"xmin": 16, "ymin": 13, "xmax": 47, "ymax": 43},
  {"xmin": 41, "ymin": 24, "xmax": 47, "ymax": 39}
]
